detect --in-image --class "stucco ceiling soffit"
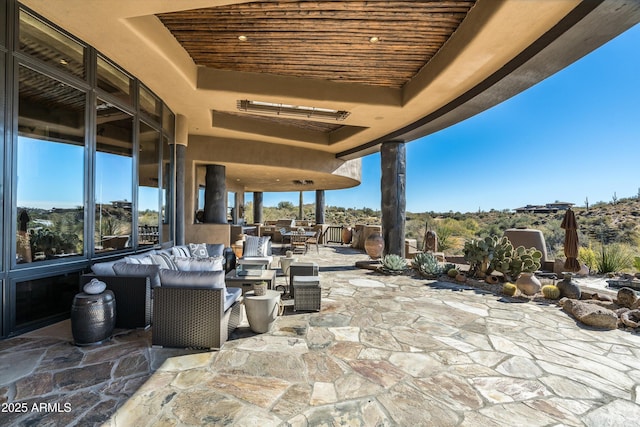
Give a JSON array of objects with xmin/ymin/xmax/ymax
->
[
  {"xmin": 211, "ymin": 111, "xmax": 367, "ymax": 146},
  {"xmin": 402, "ymin": 1, "xmax": 581, "ymax": 106},
  {"xmin": 197, "ymin": 67, "xmax": 401, "ymax": 108},
  {"xmin": 123, "ymin": 15, "xmax": 199, "ymax": 88}
]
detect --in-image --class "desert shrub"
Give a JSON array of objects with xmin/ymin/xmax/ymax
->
[
  {"xmin": 578, "ymin": 245, "xmax": 598, "ymax": 272},
  {"xmin": 596, "ymin": 244, "xmax": 634, "ymax": 274},
  {"xmin": 634, "ymin": 256, "xmax": 640, "ymax": 272}
]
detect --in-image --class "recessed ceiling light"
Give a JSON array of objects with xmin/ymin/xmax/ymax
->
[
  {"xmin": 59, "ymin": 59, "xmax": 69, "ymax": 65},
  {"xmin": 238, "ymin": 35, "xmax": 248, "ymax": 42},
  {"xmin": 369, "ymin": 36, "xmax": 380, "ymax": 43}
]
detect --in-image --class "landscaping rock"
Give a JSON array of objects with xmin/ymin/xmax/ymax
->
[
  {"xmin": 620, "ymin": 309, "xmax": 640, "ymax": 328},
  {"xmin": 616, "ymin": 287, "xmax": 638, "ymax": 309},
  {"xmin": 562, "ymin": 299, "xmax": 619, "ymax": 330},
  {"xmin": 595, "ymin": 293, "xmax": 613, "ymax": 302},
  {"xmin": 557, "ymin": 277, "xmax": 581, "ymax": 300}
]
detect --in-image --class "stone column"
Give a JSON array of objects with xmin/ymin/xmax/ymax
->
[
  {"xmin": 298, "ymin": 191, "xmax": 304, "ymax": 220},
  {"xmin": 204, "ymin": 164, "xmax": 227, "ymax": 224},
  {"xmin": 174, "ymin": 114, "xmax": 188, "ymax": 245},
  {"xmin": 253, "ymin": 192, "xmax": 264, "ymax": 224},
  {"xmin": 380, "ymin": 141, "xmax": 406, "ymax": 257},
  {"xmin": 315, "ymin": 190, "xmax": 325, "ymax": 224}
]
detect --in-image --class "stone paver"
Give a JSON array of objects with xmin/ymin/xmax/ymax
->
[{"xmin": 2, "ymin": 245, "xmax": 640, "ymax": 426}]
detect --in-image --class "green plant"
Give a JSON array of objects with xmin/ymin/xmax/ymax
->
[
  {"xmin": 541, "ymin": 284, "xmax": 560, "ymax": 299},
  {"xmin": 633, "ymin": 256, "xmax": 640, "ymax": 272},
  {"xmin": 412, "ymin": 252, "xmax": 443, "ymax": 278},
  {"xmin": 380, "ymin": 254, "xmax": 408, "ymax": 275},
  {"xmin": 579, "ymin": 245, "xmax": 598, "ymax": 272},
  {"xmin": 447, "ymin": 268, "xmax": 459, "ymax": 278},
  {"xmin": 503, "ymin": 282, "xmax": 517, "ymax": 296},
  {"xmin": 492, "ymin": 245, "xmax": 542, "ymax": 281},
  {"xmin": 597, "ymin": 244, "xmax": 633, "ymax": 274},
  {"xmin": 463, "ymin": 236, "xmax": 496, "ymax": 277}
]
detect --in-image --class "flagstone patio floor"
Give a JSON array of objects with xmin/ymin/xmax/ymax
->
[{"xmin": 2, "ymin": 245, "xmax": 640, "ymax": 426}]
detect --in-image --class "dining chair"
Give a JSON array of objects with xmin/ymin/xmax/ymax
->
[
  {"xmin": 305, "ymin": 229, "xmax": 321, "ymax": 253},
  {"xmin": 290, "ymin": 232, "xmax": 307, "ymax": 254}
]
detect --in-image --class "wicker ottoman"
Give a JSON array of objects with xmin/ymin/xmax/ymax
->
[{"xmin": 292, "ymin": 276, "xmax": 321, "ymax": 311}]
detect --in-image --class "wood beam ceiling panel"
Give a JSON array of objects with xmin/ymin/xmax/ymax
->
[{"xmin": 157, "ymin": 0, "xmax": 476, "ymax": 88}]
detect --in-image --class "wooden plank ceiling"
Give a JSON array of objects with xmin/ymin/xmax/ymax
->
[{"xmin": 157, "ymin": 0, "xmax": 477, "ymax": 89}]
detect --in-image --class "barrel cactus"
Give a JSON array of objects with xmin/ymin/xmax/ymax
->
[
  {"xmin": 503, "ymin": 282, "xmax": 517, "ymax": 296},
  {"xmin": 447, "ymin": 268, "xmax": 459, "ymax": 278},
  {"xmin": 380, "ymin": 254, "xmax": 408, "ymax": 275},
  {"xmin": 541, "ymin": 284, "xmax": 560, "ymax": 299}
]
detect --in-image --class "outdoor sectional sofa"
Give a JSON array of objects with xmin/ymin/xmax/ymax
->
[{"xmin": 81, "ymin": 243, "xmax": 241, "ymax": 349}]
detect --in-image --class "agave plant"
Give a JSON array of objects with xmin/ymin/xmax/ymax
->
[
  {"xmin": 379, "ymin": 254, "xmax": 408, "ymax": 275},
  {"xmin": 412, "ymin": 252, "xmax": 444, "ymax": 278}
]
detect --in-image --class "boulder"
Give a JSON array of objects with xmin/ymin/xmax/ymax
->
[
  {"xmin": 563, "ymin": 299, "xmax": 619, "ymax": 330},
  {"xmin": 616, "ymin": 287, "xmax": 638, "ymax": 309}
]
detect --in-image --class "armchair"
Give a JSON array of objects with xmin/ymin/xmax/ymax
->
[{"xmin": 152, "ymin": 270, "xmax": 241, "ymax": 349}]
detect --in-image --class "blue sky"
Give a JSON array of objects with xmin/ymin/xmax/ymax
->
[
  {"xmin": 18, "ymin": 24, "xmax": 639, "ymax": 214},
  {"xmin": 265, "ymin": 23, "xmax": 640, "ymax": 213}
]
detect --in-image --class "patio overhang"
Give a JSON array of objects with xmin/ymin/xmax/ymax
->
[{"xmin": 21, "ymin": 0, "xmax": 640, "ymax": 188}]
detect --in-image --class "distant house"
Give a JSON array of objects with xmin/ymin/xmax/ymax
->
[
  {"xmin": 514, "ymin": 202, "xmax": 574, "ymax": 213},
  {"xmin": 112, "ymin": 200, "xmax": 132, "ymax": 210}
]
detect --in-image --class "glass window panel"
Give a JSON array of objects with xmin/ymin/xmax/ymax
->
[
  {"xmin": 0, "ymin": 1, "xmax": 6, "ymax": 48},
  {"xmin": 97, "ymin": 55, "xmax": 132, "ymax": 105},
  {"xmin": 95, "ymin": 99, "xmax": 133, "ymax": 253},
  {"xmin": 19, "ymin": 9, "xmax": 85, "ymax": 79},
  {"xmin": 161, "ymin": 134, "xmax": 173, "ymax": 242},
  {"xmin": 138, "ymin": 122, "xmax": 160, "ymax": 247},
  {"xmin": 17, "ymin": 66, "xmax": 85, "ymax": 263},
  {"xmin": 15, "ymin": 272, "xmax": 80, "ymax": 329},
  {"xmin": 139, "ymin": 84, "xmax": 161, "ymax": 123},
  {"xmin": 162, "ymin": 103, "xmax": 175, "ymax": 135}
]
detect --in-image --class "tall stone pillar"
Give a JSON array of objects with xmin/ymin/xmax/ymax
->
[
  {"xmin": 315, "ymin": 190, "xmax": 325, "ymax": 224},
  {"xmin": 204, "ymin": 165, "xmax": 227, "ymax": 224},
  {"xmin": 253, "ymin": 192, "xmax": 264, "ymax": 224},
  {"xmin": 380, "ymin": 141, "xmax": 406, "ymax": 257},
  {"xmin": 174, "ymin": 114, "xmax": 188, "ymax": 245}
]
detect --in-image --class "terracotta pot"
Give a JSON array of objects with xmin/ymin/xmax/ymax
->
[
  {"xmin": 485, "ymin": 275, "xmax": 499, "ymax": 284},
  {"xmin": 341, "ymin": 227, "xmax": 353, "ymax": 244},
  {"xmin": 516, "ymin": 272, "xmax": 541, "ymax": 296},
  {"xmin": 364, "ymin": 232, "xmax": 384, "ymax": 259},
  {"xmin": 455, "ymin": 273, "xmax": 467, "ymax": 283}
]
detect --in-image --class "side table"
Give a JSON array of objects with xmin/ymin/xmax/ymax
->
[
  {"xmin": 244, "ymin": 290, "xmax": 281, "ymax": 333},
  {"xmin": 225, "ymin": 269, "xmax": 276, "ymax": 295},
  {"xmin": 71, "ymin": 290, "xmax": 116, "ymax": 345}
]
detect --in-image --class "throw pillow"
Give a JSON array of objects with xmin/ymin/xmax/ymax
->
[
  {"xmin": 244, "ymin": 236, "xmax": 270, "ymax": 257},
  {"xmin": 172, "ymin": 245, "xmax": 190, "ymax": 258},
  {"xmin": 149, "ymin": 253, "xmax": 178, "ymax": 270},
  {"xmin": 206, "ymin": 243, "xmax": 224, "ymax": 257},
  {"xmin": 188, "ymin": 243, "xmax": 209, "ymax": 259},
  {"xmin": 113, "ymin": 263, "xmax": 161, "ymax": 288}
]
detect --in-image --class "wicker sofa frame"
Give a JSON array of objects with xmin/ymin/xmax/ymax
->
[
  {"xmin": 81, "ymin": 274, "xmax": 151, "ymax": 329},
  {"xmin": 152, "ymin": 287, "xmax": 241, "ymax": 349}
]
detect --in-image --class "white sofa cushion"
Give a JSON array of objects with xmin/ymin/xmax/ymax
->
[
  {"xmin": 173, "ymin": 256, "xmax": 224, "ymax": 272},
  {"xmin": 244, "ymin": 236, "xmax": 270, "ymax": 257}
]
